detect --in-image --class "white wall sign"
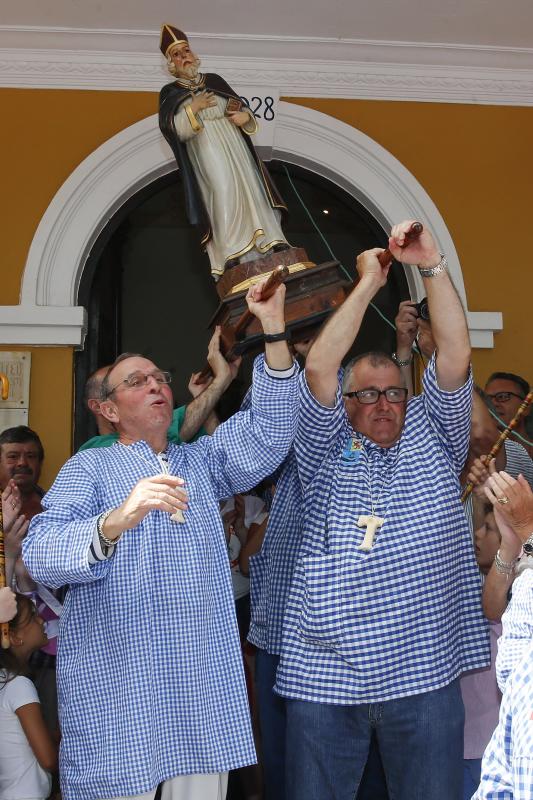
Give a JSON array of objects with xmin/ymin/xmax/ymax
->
[{"xmin": 0, "ymin": 351, "xmax": 31, "ymax": 430}]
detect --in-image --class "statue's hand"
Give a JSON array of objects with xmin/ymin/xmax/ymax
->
[
  {"xmin": 190, "ymin": 91, "xmax": 217, "ymax": 114},
  {"xmin": 228, "ymin": 110, "xmax": 251, "ymax": 128}
]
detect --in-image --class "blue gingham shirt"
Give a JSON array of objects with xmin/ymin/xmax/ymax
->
[
  {"xmin": 496, "ymin": 569, "xmax": 533, "ymax": 695},
  {"xmin": 23, "ymin": 356, "xmax": 299, "ymax": 800},
  {"xmin": 504, "ymin": 440, "xmax": 533, "ymax": 488},
  {"xmin": 247, "ymin": 449, "xmax": 303, "ymax": 654},
  {"xmin": 473, "ymin": 641, "xmax": 533, "ymax": 800},
  {"xmin": 275, "ymin": 354, "xmax": 490, "ymax": 705}
]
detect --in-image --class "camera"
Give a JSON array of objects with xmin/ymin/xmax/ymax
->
[{"xmin": 413, "ymin": 297, "xmax": 430, "ymax": 321}]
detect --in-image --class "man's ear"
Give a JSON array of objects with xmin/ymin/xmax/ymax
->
[
  {"xmin": 87, "ymin": 398, "xmax": 101, "ymax": 415},
  {"xmin": 99, "ymin": 400, "xmax": 120, "ymax": 425}
]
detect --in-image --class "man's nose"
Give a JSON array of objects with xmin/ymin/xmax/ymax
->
[
  {"xmin": 16, "ymin": 453, "xmax": 28, "ymax": 465},
  {"xmin": 376, "ymin": 393, "xmax": 390, "ymax": 409},
  {"xmin": 146, "ymin": 375, "xmax": 161, "ymax": 391}
]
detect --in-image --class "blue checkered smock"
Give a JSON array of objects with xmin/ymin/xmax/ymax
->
[
  {"xmin": 275, "ymin": 355, "xmax": 490, "ymax": 705},
  {"xmin": 473, "ymin": 641, "xmax": 533, "ymax": 800},
  {"xmin": 247, "ymin": 449, "xmax": 303, "ymax": 654},
  {"xmin": 23, "ymin": 356, "xmax": 299, "ymax": 800},
  {"xmin": 496, "ymin": 569, "xmax": 533, "ymax": 695}
]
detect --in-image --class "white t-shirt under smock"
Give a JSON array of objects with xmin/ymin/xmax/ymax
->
[{"xmin": 0, "ymin": 672, "xmax": 52, "ymax": 800}]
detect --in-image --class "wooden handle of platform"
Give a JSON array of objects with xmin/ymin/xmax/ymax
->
[
  {"xmin": 377, "ymin": 221, "xmax": 423, "ymax": 267},
  {"xmin": 196, "ymin": 265, "xmax": 290, "ymax": 384},
  {"xmin": 461, "ymin": 390, "xmax": 533, "ymax": 502},
  {"xmin": 0, "ymin": 502, "xmax": 10, "ymax": 649}
]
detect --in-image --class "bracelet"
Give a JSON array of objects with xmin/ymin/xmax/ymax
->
[
  {"xmin": 494, "ymin": 548, "xmax": 519, "ymax": 577},
  {"xmin": 418, "ymin": 254, "xmax": 448, "ymax": 278},
  {"xmin": 392, "ymin": 351, "xmax": 413, "ymax": 367},
  {"xmin": 264, "ymin": 331, "xmax": 290, "ymax": 343},
  {"xmin": 97, "ymin": 510, "xmax": 120, "ymax": 549}
]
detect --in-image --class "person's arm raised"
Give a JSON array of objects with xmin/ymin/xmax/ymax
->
[
  {"xmin": 245, "ymin": 280, "xmax": 292, "ymax": 371},
  {"xmin": 305, "ymin": 248, "xmax": 390, "ymax": 407},
  {"xmin": 179, "ymin": 330, "xmax": 241, "ymax": 442},
  {"xmin": 388, "ymin": 221, "xmax": 470, "ymax": 392}
]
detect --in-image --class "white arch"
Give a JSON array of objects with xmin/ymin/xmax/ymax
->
[{"xmin": 3, "ymin": 102, "xmax": 501, "ymax": 346}]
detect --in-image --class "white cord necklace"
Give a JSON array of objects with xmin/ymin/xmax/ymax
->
[{"xmin": 357, "ymin": 449, "xmax": 393, "ymax": 552}]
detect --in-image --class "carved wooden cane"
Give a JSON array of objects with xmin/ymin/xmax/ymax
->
[
  {"xmin": 462, "ymin": 390, "xmax": 533, "ymax": 502},
  {"xmin": 0, "ymin": 372, "xmax": 11, "ymax": 648},
  {"xmin": 0, "ymin": 503, "xmax": 10, "ymax": 649},
  {"xmin": 196, "ymin": 264, "xmax": 289, "ymax": 384}
]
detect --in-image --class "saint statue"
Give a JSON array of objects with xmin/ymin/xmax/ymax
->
[{"xmin": 158, "ymin": 24, "xmax": 290, "ymax": 279}]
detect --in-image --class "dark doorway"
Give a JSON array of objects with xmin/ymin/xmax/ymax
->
[{"xmin": 74, "ymin": 162, "xmax": 410, "ymax": 449}]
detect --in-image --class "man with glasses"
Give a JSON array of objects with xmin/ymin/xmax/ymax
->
[
  {"xmin": 275, "ymin": 220, "xmax": 489, "ymax": 800},
  {"xmin": 484, "ymin": 372, "xmax": 532, "ymax": 458},
  {"xmin": 22, "ymin": 284, "xmax": 299, "ymax": 800}
]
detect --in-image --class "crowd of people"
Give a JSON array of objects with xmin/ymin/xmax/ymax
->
[{"xmin": 1, "ymin": 221, "xmax": 532, "ymax": 800}]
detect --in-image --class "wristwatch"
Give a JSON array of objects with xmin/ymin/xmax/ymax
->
[
  {"xmin": 392, "ymin": 351, "xmax": 413, "ymax": 367},
  {"xmin": 418, "ymin": 254, "xmax": 448, "ymax": 278},
  {"xmin": 522, "ymin": 533, "xmax": 533, "ymax": 556}
]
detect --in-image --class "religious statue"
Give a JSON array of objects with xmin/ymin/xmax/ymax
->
[{"xmin": 158, "ymin": 24, "xmax": 290, "ymax": 279}]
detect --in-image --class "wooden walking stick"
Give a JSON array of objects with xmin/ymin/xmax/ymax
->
[
  {"xmin": 0, "ymin": 370, "xmax": 11, "ymax": 648},
  {"xmin": 0, "ymin": 503, "xmax": 10, "ymax": 649},
  {"xmin": 462, "ymin": 390, "xmax": 533, "ymax": 502},
  {"xmin": 196, "ymin": 264, "xmax": 289, "ymax": 384}
]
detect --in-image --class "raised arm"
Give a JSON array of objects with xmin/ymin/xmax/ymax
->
[
  {"xmin": 394, "ymin": 300, "xmax": 418, "ymax": 398},
  {"xmin": 202, "ymin": 280, "xmax": 298, "ymax": 499},
  {"xmin": 245, "ymin": 279, "xmax": 293, "ymax": 371},
  {"xmin": 305, "ymin": 247, "xmax": 391, "ymax": 406},
  {"xmin": 179, "ymin": 329, "xmax": 241, "ymax": 441},
  {"xmin": 388, "ymin": 221, "xmax": 470, "ymax": 391}
]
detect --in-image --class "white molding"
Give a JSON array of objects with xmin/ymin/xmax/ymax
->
[
  {"xmin": 1, "ymin": 26, "xmax": 533, "ymax": 104},
  {"xmin": 0, "ymin": 306, "xmax": 86, "ymax": 346},
  {"xmin": 6, "ymin": 101, "xmax": 501, "ymax": 348}
]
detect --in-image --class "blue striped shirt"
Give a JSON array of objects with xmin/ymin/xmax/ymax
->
[
  {"xmin": 247, "ymin": 449, "xmax": 303, "ymax": 654},
  {"xmin": 496, "ymin": 569, "xmax": 533, "ymax": 695},
  {"xmin": 275, "ymin": 355, "xmax": 490, "ymax": 705},
  {"xmin": 22, "ymin": 356, "xmax": 299, "ymax": 800},
  {"xmin": 474, "ymin": 641, "xmax": 533, "ymax": 800}
]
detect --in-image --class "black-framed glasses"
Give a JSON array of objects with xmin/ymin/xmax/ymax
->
[
  {"xmin": 105, "ymin": 370, "xmax": 172, "ymax": 398},
  {"xmin": 343, "ymin": 387, "xmax": 408, "ymax": 404},
  {"xmin": 486, "ymin": 391, "xmax": 525, "ymax": 404}
]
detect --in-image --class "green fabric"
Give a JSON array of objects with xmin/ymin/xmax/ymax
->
[{"xmin": 78, "ymin": 405, "xmax": 206, "ymax": 451}]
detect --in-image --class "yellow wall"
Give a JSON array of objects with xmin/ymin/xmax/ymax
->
[
  {"xmin": 1, "ymin": 88, "xmax": 531, "ymax": 481},
  {"xmin": 0, "ymin": 347, "xmax": 73, "ymax": 491}
]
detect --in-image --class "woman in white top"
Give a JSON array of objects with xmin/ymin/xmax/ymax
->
[{"xmin": 0, "ymin": 593, "xmax": 57, "ymax": 800}]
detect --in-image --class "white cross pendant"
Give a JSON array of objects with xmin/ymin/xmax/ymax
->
[{"xmin": 357, "ymin": 514, "xmax": 385, "ymax": 551}]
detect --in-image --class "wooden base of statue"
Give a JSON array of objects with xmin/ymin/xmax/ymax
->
[{"xmin": 210, "ymin": 247, "xmax": 352, "ymax": 356}]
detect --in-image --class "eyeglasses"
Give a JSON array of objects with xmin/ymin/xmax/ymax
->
[
  {"xmin": 343, "ymin": 387, "xmax": 408, "ymax": 404},
  {"xmin": 105, "ymin": 370, "xmax": 172, "ymax": 398},
  {"xmin": 486, "ymin": 391, "xmax": 525, "ymax": 404}
]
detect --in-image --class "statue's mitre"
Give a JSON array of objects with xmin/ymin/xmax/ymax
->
[{"xmin": 160, "ymin": 24, "xmax": 189, "ymax": 57}]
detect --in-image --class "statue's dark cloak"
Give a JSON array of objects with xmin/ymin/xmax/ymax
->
[{"xmin": 159, "ymin": 73, "xmax": 288, "ymax": 251}]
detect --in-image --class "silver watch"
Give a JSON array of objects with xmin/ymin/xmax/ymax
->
[
  {"xmin": 523, "ymin": 533, "xmax": 533, "ymax": 556},
  {"xmin": 392, "ymin": 351, "xmax": 413, "ymax": 367},
  {"xmin": 418, "ymin": 254, "xmax": 448, "ymax": 278}
]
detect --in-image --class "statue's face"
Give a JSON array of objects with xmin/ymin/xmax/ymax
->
[{"xmin": 169, "ymin": 43, "xmax": 199, "ymax": 78}]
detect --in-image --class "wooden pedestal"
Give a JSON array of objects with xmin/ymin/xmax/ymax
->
[{"xmin": 210, "ymin": 250, "xmax": 352, "ymax": 356}]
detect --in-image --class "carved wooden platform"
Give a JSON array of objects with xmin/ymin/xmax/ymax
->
[{"xmin": 210, "ymin": 249, "xmax": 352, "ymax": 356}]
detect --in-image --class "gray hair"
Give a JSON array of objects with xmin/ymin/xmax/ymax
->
[{"xmin": 343, "ymin": 351, "xmax": 403, "ymax": 394}]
